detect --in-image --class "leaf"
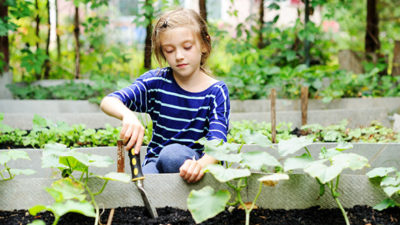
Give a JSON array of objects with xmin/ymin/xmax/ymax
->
[
  {"xmin": 87, "ymin": 154, "xmax": 114, "ymax": 168},
  {"xmin": 284, "ymin": 154, "xmax": 313, "ymax": 171},
  {"xmin": 202, "ymin": 139, "xmax": 242, "ymax": 163},
  {"xmin": 373, "ymin": 198, "xmax": 397, "ymax": 211},
  {"xmin": 32, "ymin": 114, "xmax": 49, "ymax": 129},
  {"xmin": 383, "ymin": 186, "xmax": 400, "ymax": 197},
  {"xmin": 7, "ymin": 150, "xmax": 30, "ymax": 160},
  {"xmin": 187, "ymin": 186, "xmax": 230, "ymax": 224},
  {"xmin": 0, "ymin": 152, "xmax": 11, "ymax": 164},
  {"xmin": 27, "ymin": 220, "xmax": 46, "ymax": 225},
  {"xmin": 241, "ymin": 151, "xmax": 281, "ymax": 170},
  {"xmin": 49, "ymin": 178, "xmax": 86, "ymax": 202},
  {"xmin": 29, "ymin": 205, "xmax": 47, "ymax": 216},
  {"xmin": 331, "ymin": 153, "xmax": 369, "ymax": 171},
  {"xmin": 367, "ymin": 167, "xmax": 397, "ymax": 178},
  {"xmin": 242, "ymin": 132, "xmax": 271, "ymax": 147},
  {"xmin": 278, "ymin": 137, "xmax": 313, "ymax": 157},
  {"xmin": 304, "ymin": 160, "xmax": 343, "ymax": 184},
  {"xmin": 258, "ymin": 173, "xmax": 289, "ymax": 187},
  {"xmin": 99, "ymin": 172, "xmax": 131, "ymax": 183},
  {"xmin": 204, "ymin": 164, "xmax": 251, "ymax": 183},
  {"xmin": 9, "ymin": 168, "xmax": 36, "ymax": 176},
  {"xmin": 51, "ymin": 200, "xmax": 96, "ymax": 218}
]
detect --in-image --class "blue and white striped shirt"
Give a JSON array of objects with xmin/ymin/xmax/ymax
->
[{"xmin": 108, "ymin": 67, "xmax": 230, "ymax": 161}]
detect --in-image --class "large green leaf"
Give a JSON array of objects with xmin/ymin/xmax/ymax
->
[
  {"xmin": 202, "ymin": 140, "xmax": 242, "ymax": 163},
  {"xmin": 187, "ymin": 186, "xmax": 230, "ymax": 224},
  {"xmin": 9, "ymin": 168, "xmax": 36, "ymax": 176},
  {"xmin": 373, "ymin": 198, "xmax": 397, "ymax": 211},
  {"xmin": 98, "ymin": 172, "xmax": 131, "ymax": 183},
  {"xmin": 304, "ymin": 160, "xmax": 343, "ymax": 184},
  {"xmin": 367, "ymin": 167, "xmax": 397, "ymax": 178},
  {"xmin": 48, "ymin": 178, "xmax": 86, "ymax": 202},
  {"xmin": 59, "ymin": 155, "xmax": 88, "ymax": 172},
  {"xmin": 47, "ymin": 200, "xmax": 95, "ymax": 218},
  {"xmin": 204, "ymin": 164, "xmax": 251, "ymax": 183},
  {"xmin": 331, "ymin": 153, "xmax": 369, "ymax": 170},
  {"xmin": 87, "ymin": 154, "xmax": 114, "ymax": 168},
  {"xmin": 284, "ymin": 153, "xmax": 313, "ymax": 171},
  {"xmin": 383, "ymin": 186, "xmax": 400, "ymax": 197},
  {"xmin": 241, "ymin": 151, "xmax": 281, "ymax": 170},
  {"xmin": 27, "ymin": 220, "xmax": 46, "ymax": 225},
  {"xmin": 242, "ymin": 131, "xmax": 271, "ymax": 147},
  {"xmin": 278, "ymin": 137, "xmax": 313, "ymax": 157}
]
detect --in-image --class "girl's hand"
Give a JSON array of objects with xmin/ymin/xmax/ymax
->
[
  {"xmin": 120, "ymin": 112, "xmax": 145, "ymax": 154},
  {"xmin": 179, "ymin": 154, "xmax": 217, "ymax": 183},
  {"xmin": 179, "ymin": 158, "xmax": 204, "ymax": 183}
]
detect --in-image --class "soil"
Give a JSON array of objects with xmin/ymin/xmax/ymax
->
[{"xmin": 1, "ymin": 205, "xmax": 399, "ymax": 225}]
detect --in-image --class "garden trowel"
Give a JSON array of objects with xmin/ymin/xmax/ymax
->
[{"xmin": 127, "ymin": 145, "xmax": 158, "ymax": 218}]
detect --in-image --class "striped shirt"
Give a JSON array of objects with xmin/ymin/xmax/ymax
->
[{"xmin": 108, "ymin": 67, "xmax": 230, "ymax": 162}]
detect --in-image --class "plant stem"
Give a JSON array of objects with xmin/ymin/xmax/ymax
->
[
  {"xmin": 304, "ymin": 147, "xmax": 312, "ymax": 158},
  {"xmin": 328, "ymin": 181, "xmax": 350, "ymax": 225},
  {"xmin": 52, "ymin": 216, "xmax": 60, "ymax": 225},
  {"xmin": 93, "ymin": 180, "xmax": 108, "ymax": 196}
]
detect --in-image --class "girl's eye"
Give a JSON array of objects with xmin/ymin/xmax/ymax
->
[
  {"xmin": 165, "ymin": 49, "xmax": 174, "ymax": 54},
  {"xmin": 184, "ymin": 46, "xmax": 192, "ymax": 50}
]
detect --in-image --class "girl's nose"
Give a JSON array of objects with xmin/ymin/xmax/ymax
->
[{"xmin": 175, "ymin": 49, "xmax": 184, "ymax": 60}]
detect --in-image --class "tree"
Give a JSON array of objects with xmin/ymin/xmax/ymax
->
[
  {"xmin": 143, "ymin": 0, "xmax": 153, "ymax": 69},
  {"xmin": 257, "ymin": 0, "xmax": 264, "ymax": 49},
  {"xmin": 73, "ymin": 5, "xmax": 80, "ymax": 79},
  {"xmin": 199, "ymin": 0, "xmax": 207, "ymax": 22},
  {"xmin": 0, "ymin": 0, "xmax": 9, "ymax": 72},
  {"xmin": 44, "ymin": 0, "xmax": 51, "ymax": 79},
  {"xmin": 365, "ymin": 0, "xmax": 380, "ymax": 54}
]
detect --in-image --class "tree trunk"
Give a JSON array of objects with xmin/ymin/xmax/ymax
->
[
  {"xmin": 392, "ymin": 41, "xmax": 400, "ymax": 76},
  {"xmin": 35, "ymin": 0, "xmax": 41, "ymax": 79},
  {"xmin": 143, "ymin": 0, "xmax": 152, "ymax": 69},
  {"xmin": 74, "ymin": 6, "xmax": 80, "ymax": 79},
  {"xmin": 365, "ymin": 0, "xmax": 380, "ymax": 53},
  {"xmin": 257, "ymin": 0, "xmax": 264, "ymax": 49},
  {"xmin": 199, "ymin": 0, "xmax": 207, "ymax": 22},
  {"xmin": 304, "ymin": 0, "xmax": 310, "ymax": 67},
  {"xmin": 44, "ymin": 0, "xmax": 51, "ymax": 79},
  {"xmin": 0, "ymin": 0, "xmax": 9, "ymax": 72},
  {"xmin": 55, "ymin": 0, "xmax": 60, "ymax": 60}
]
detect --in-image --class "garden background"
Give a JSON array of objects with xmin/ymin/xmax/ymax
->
[{"xmin": 0, "ymin": 0, "xmax": 399, "ymax": 103}]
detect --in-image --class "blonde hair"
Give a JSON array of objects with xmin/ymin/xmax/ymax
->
[{"xmin": 152, "ymin": 8, "xmax": 212, "ymax": 73}]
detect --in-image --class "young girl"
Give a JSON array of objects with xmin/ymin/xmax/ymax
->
[{"xmin": 100, "ymin": 8, "xmax": 230, "ymax": 183}]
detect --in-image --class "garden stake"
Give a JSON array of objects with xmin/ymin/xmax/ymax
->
[
  {"xmin": 127, "ymin": 144, "xmax": 158, "ymax": 218},
  {"xmin": 107, "ymin": 140, "xmax": 126, "ymax": 225},
  {"xmin": 301, "ymin": 86, "xmax": 309, "ymax": 126},
  {"xmin": 270, "ymin": 88, "xmax": 277, "ymax": 143}
]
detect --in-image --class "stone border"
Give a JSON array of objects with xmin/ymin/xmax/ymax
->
[
  {"xmin": 2, "ymin": 97, "xmax": 400, "ymax": 113},
  {"xmin": 2, "ymin": 143, "xmax": 398, "ymax": 210}
]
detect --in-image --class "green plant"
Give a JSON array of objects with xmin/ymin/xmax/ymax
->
[
  {"xmin": 367, "ymin": 167, "xmax": 400, "ymax": 210},
  {"xmin": 187, "ymin": 137, "xmax": 288, "ymax": 225},
  {"xmin": 28, "ymin": 143, "xmax": 130, "ymax": 225},
  {"xmin": 0, "ymin": 150, "xmax": 35, "ymax": 181},
  {"xmin": 282, "ymin": 137, "xmax": 370, "ymax": 225}
]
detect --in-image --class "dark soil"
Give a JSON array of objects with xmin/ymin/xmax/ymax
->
[{"xmin": 1, "ymin": 205, "xmax": 399, "ymax": 225}]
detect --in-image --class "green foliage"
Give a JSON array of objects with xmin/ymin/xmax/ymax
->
[
  {"xmin": 282, "ymin": 137, "xmax": 370, "ymax": 225},
  {"xmin": 30, "ymin": 143, "xmax": 130, "ymax": 225},
  {"xmin": 0, "ymin": 150, "xmax": 36, "ymax": 181},
  {"xmin": 188, "ymin": 138, "xmax": 288, "ymax": 225},
  {"xmin": 367, "ymin": 167, "xmax": 400, "ymax": 211}
]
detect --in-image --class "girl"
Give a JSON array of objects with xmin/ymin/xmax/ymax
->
[{"xmin": 100, "ymin": 8, "xmax": 230, "ymax": 183}]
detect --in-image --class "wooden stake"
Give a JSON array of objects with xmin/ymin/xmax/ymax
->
[
  {"xmin": 270, "ymin": 89, "xmax": 277, "ymax": 144},
  {"xmin": 108, "ymin": 140, "xmax": 126, "ymax": 225},
  {"xmin": 117, "ymin": 140, "xmax": 125, "ymax": 173},
  {"xmin": 301, "ymin": 86, "xmax": 309, "ymax": 126}
]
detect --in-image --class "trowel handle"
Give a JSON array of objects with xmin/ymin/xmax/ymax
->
[{"xmin": 127, "ymin": 147, "xmax": 144, "ymax": 181}]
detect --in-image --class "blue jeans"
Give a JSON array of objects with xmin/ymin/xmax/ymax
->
[{"xmin": 142, "ymin": 143, "xmax": 202, "ymax": 174}]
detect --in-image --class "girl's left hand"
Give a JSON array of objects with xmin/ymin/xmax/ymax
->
[{"xmin": 179, "ymin": 159, "xmax": 204, "ymax": 183}]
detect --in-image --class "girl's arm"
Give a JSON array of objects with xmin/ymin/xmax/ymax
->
[{"xmin": 100, "ymin": 96, "xmax": 144, "ymax": 154}]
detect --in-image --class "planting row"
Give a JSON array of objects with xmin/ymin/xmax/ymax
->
[
  {"xmin": 1, "ymin": 114, "xmax": 399, "ymax": 149},
  {"xmin": 1, "ymin": 140, "xmax": 399, "ymax": 225}
]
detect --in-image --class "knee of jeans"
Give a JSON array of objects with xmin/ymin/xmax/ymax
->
[{"xmin": 158, "ymin": 143, "xmax": 187, "ymax": 162}]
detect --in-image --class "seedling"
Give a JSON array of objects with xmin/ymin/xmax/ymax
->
[
  {"xmin": 188, "ymin": 135, "xmax": 288, "ymax": 225},
  {"xmin": 282, "ymin": 137, "xmax": 369, "ymax": 225},
  {"xmin": 0, "ymin": 150, "xmax": 36, "ymax": 180},
  {"xmin": 28, "ymin": 143, "xmax": 130, "ymax": 225},
  {"xmin": 367, "ymin": 167, "xmax": 400, "ymax": 210}
]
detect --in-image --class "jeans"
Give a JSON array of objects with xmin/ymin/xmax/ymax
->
[{"xmin": 142, "ymin": 143, "xmax": 202, "ymax": 174}]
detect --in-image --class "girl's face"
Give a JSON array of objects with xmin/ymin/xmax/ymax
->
[{"xmin": 160, "ymin": 26, "xmax": 204, "ymax": 80}]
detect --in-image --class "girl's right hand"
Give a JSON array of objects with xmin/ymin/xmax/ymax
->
[{"xmin": 120, "ymin": 112, "xmax": 145, "ymax": 154}]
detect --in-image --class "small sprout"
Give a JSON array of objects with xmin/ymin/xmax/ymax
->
[{"xmin": 258, "ymin": 173, "xmax": 289, "ymax": 187}]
